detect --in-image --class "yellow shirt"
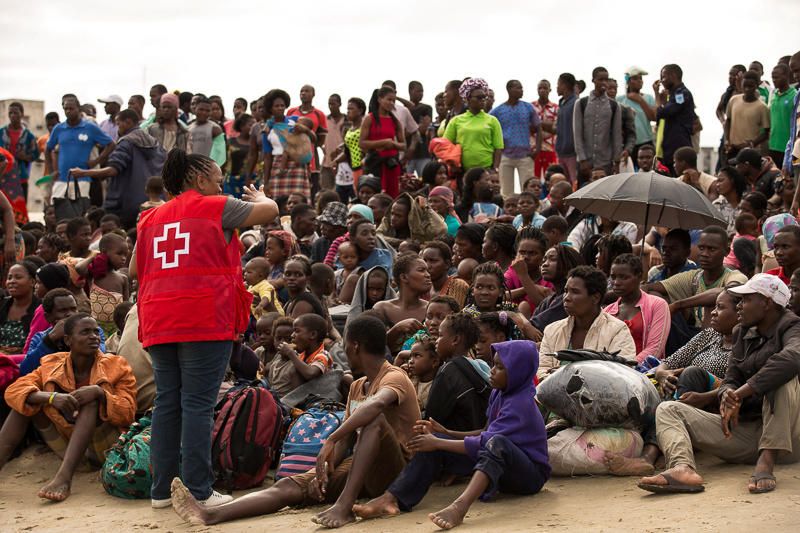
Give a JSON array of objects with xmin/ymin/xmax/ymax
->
[{"xmin": 248, "ymin": 279, "xmax": 284, "ymax": 319}]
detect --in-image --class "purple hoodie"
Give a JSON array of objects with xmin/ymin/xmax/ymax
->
[{"xmin": 464, "ymin": 340, "xmax": 550, "ymax": 475}]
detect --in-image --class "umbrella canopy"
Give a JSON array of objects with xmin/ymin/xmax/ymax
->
[{"xmin": 564, "ymin": 171, "xmax": 727, "ymax": 230}]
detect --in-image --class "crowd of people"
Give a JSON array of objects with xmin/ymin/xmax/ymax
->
[{"xmin": 0, "ymin": 50, "xmax": 799, "ymax": 530}]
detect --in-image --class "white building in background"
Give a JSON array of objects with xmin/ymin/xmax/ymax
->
[{"xmin": 0, "ymin": 98, "xmax": 48, "ymax": 214}]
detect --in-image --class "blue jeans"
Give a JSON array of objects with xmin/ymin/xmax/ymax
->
[
  {"xmin": 389, "ymin": 434, "xmax": 547, "ymax": 510},
  {"xmin": 148, "ymin": 341, "xmax": 232, "ymax": 500}
]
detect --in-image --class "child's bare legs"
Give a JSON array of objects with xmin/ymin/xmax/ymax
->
[
  {"xmin": 0, "ymin": 410, "xmax": 31, "ymax": 470},
  {"xmin": 429, "ymin": 470, "xmax": 489, "ymax": 530},
  {"xmin": 171, "ymin": 477, "xmax": 305, "ymax": 526},
  {"xmin": 38, "ymin": 400, "xmax": 99, "ymax": 502}
]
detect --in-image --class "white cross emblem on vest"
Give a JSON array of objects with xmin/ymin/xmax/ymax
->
[{"xmin": 153, "ymin": 222, "xmax": 190, "ymax": 269}]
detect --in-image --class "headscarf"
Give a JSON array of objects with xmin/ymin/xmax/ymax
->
[
  {"xmin": 348, "ymin": 204, "xmax": 374, "ymax": 224},
  {"xmin": 160, "ymin": 93, "xmax": 179, "ymax": 107},
  {"xmin": 266, "ymin": 230, "xmax": 299, "ymax": 258},
  {"xmin": 459, "ymin": 77, "xmax": 490, "ymax": 102},
  {"xmin": 36, "ymin": 263, "xmax": 70, "ymax": 290},
  {"xmin": 358, "ymin": 174, "xmax": 382, "ymax": 194},
  {"xmin": 762, "ymin": 213, "xmax": 799, "ymax": 250},
  {"xmin": 430, "ymin": 186, "xmax": 461, "ymax": 222}
]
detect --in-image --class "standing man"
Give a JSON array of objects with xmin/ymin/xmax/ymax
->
[
  {"xmin": 784, "ymin": 53, "xmax": 800, "ymax": 214},
  {"xmin": 606, "ymin": 79, "xmax": 637, "ymax": 168},
  {"xmin": 45, "ymin": 95, "xmax": 115, "ymax": 216},
  {"xmin": 128, "ymin": 95, "xmax": 146, "ymax": 123},
  {"xmin": 141, "ymin": 84, "xmax": 169, "ymax": 129},
  {"xmin": 573, "ymin": 66, "xmax": 622, "ymax": 181},
  {"xmin": 147, "ymin": 94, "xmax": 189, "ymax": 152},
  {"xmin": 178, "ymin": 92, "xmax": 194, "ymax": 125},
  {"xmin": 533, "ymin": 80, "xmax": 558, "ymax": 178},
  {"xmin": 287, "ymin": 85, "xmax": 328, "ymax": 196},
  {"xmin": 321, "ymin": 94, "xmax": 346, "ymax": 191},
  {"xmin": 555, "ymin": 73, "xmax": 579, "ymax": 185},
  {"xmin": 399, "ymin": 81, "xmax": 433, "ymax": 176},
  {"xmin": 724, "ymin": 70, "xmax": 770, "ymax": 164},
  {"xmin": 97, "ymin": 95, "xmax": 123, "ymax": 141},
  {"xmin": 490, "ymin": 80, "xmax": 541, "ymax": 196},
  {"xmin": 616, "ymin": 67, "xmax": 656, "ymax": 167},
  {"xmin": 716, "ymin": 65, "xmax": 747, "ymax": 172},
  {"xmin": 69, "ymin": 109, "xmax": 167, "ymax": 229},
  {"xmin": 0, "ymin": 102, "xmax": 40, "ymax": 223},
  {"xmin": 655, "ymin": 64, "xmax": 696, "ymax": 175},
  {"xmin": 187, "ymin": 96, "xmax": 223, "ymax": 158},
  {"xmin": 768, "ymin": 64, "xmax": 797, "ymax": 167}
]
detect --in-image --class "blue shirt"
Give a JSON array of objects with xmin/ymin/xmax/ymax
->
[
  {"xmin": 555, "ymin": 94, "xmax": 577, "ymax": 156},
  {"xmin": 21, "ymin": 326, "xmax": 107, "ymax": 376},
  {"xmin": 46, "ymin": 119, "xmax": 113, "ymax": 183},
  {"xmin": 490, "ymin": 101, "xmax": 540, "ymax": 158},
  {"xmin": 647, "ymin": 260, "xmax": 698, "ymax": 283},
  {"xmin": 784, "ymin": 90, "xmax": 800, "ymax": 175},
  {"xmin": 512, "ymin": 213, "xmax": 545, "ymax": 230},
  {"xmin": 358, "ymin": 248, "xmax": 394, "ymax": 277}
]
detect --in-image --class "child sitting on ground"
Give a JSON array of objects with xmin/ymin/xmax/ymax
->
[
  {"xmin": 140, "ymin": 176, "xmax": 166, "ymax": 213},
  {"xmin": 353, "ymin": 340, "xmax": 550, "ymax": 529},
  {"xmin": 513, "ymin": 191, "xmax": 546, "ymax": 230},
  {"xmin": 406, "ymin": 336, "xmax": 439, "ymax": 413},
  {"xmin": 723, "ymin": 212, "xmax": 759, "ymax": 270},
  {"xmin": 252, "ymin": 312, "xmax": 280, "ymax": 375},
  {"xmin": 269, "ymin": 314, "xmax": 332, "ymax": 397},
  {"xmin": 75, "ymin": 233, "xmax": 130, "ymax": 338},
  {"xmin": 475, "ymin": 312, "xmax": 515, "ymax": 363},
  {"xmin": 244, "ymin": 257, "xmax": 284, "ymax": 319},
  {"xmin": 105, "ymin": 301, "xmax": 133, "ymax": 354},
  {"xmin": 503, "ymin": 194, "xmax": 519, "ymax": 218},
  {"xmin": 334, "ymin": 242, "xmax": 360, "ymax": 297},
  {"xmin": 399, "ymin": 295, "xmax": 460, "ymax": 355},
  {"xmin": 310, "ymin": 263, "xmax": 336, "ymax": 308}
]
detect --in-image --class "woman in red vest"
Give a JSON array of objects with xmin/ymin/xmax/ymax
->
[{"xmin": 136, "ymin": 149, "xmax": 278, "ymax": 508}]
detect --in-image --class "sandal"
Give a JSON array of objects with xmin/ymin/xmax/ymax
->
[
  {"xmin": 638, "ymin": 472, "xmax": 705, "ymax": 494},
  {"xmin": 748, "ymin": 472, "xmax": 776, "ymax": 494}
]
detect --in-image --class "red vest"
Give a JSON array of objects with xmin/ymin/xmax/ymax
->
[{"xmin": 136, "ymin": 190, "xmax": 252, "ymax": 348}]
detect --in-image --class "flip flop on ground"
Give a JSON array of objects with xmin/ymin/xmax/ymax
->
[
  {"xmin": 748, "ymin": 472, "xmax": 777, "ymax": 494},
  {"xmin": 637, "ymin": 472, "xmax": 705, "ymax": 494}
]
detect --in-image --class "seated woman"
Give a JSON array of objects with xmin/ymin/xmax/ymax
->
[
  {"xmin": 453, "ymin": 223, "xmax": 486, "ymax": 266},
  {"xmin": 528, "ymin": 244, "xmax": 584, "ymax": 335},
  {"xmin": 538, "ymin": 266, "xmax": 636, "ymax": 379},
  {"xmin": 282, "ymin": 255, "xmax": 326, "ymax": 318},
  {"xmin": 481, "ymin": 223, "xmax": 516, "ymax": 273},
  {"xmin": 0, "ymin": 260, "xmax": 40, "ymax": 355},
  {"xmin": 353, "ymin": 340, "xmax": 549, "ymax": 530},
  {"xmin": 506, "ymin": 227, "xmax": 553, "ymax": 313},
  {"xmin": 377, "ymin": 193, "xmax": 447, "ymax": 247},
  {"xmin": 373, "ymin": 254, "xmax": 432, "ymax": 354},
  {"xmin": 421, "ymin": 241, "xmax": 469, "ymax": 308},
  {"xmin": 604, "ymin": 254, "xmax": 671, "ymax": 362},
  {"xmin": 427, "ymin": 186, "xmax": 461, "ymax": 237},
  {"xmin": 0, "ymin": 313, "xmax": 136, "ymax": 502},
  {"xmin": 457, "ymin": 168, "xmax": 503, "ymax": 223}
]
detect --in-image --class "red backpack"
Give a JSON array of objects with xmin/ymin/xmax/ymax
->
[{"xmin": 211, "ymin": 380, "xmax": 283, "ymax": 491}]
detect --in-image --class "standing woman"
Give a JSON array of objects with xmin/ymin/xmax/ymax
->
[
  {"xmin": 261, "ymin": 89, "xmax": 311, "ymax": 201},
  {"xmin": 360, "ymin": 87, "xmax": 405, "ymax": 198},
  {"xmin": 444, "ymin": 78, "xmax": 504, "ymax": 173},
  {"xmin": 136, "ymin": 148, "xmax": 278, "ymax": 508}
]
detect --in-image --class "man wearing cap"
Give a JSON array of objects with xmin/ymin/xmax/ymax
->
[
  {"xmin": 639, "ymin": 273, "xmax": 800, "ymax": 495},
  {"xmin": 616, "ymin": 67, "xmax": 656, "ymax": 166},
  {"xmin": 98, "ymin": 95, "xmax": 123, "ymax": 141},
  {"xmin": 312, "ymin": 201, "xmax": 348, "ymax": 263},
  {"xmin": 731, "ymin": 147, "xmax": 781, "ymax": 199},
  {"xmin": 146, "ymin": 93, "xmax": 188, "ymax": 152}
]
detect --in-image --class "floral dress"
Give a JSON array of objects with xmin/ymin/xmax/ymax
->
[{"xmin": 0, "ymin": 126, "xmax": 40, "ymax": 224}]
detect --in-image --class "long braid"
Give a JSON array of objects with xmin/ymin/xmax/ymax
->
[
  {"xmin": 161, "ymin": 148, "xmax": 215, "ymax": 197},
  {"xmin": 467, "ymin": 261, "xmax": 511, "ymax": 310}
]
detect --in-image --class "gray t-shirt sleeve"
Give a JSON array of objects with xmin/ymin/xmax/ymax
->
[{"xmin": 221, "ymin": 197, "xmax": 254, "ymax": 230}]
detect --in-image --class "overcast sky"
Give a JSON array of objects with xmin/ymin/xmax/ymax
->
[{"xmin": 1, "ymin": 0, "xmax": 797, "ymax": 145}]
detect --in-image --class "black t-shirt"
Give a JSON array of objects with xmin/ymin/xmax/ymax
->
[
  {"xmin": 410, "ymin": 104, "xmax": 433, "ymax": 160},
  {"xmin": 425, "ymin": 356, "xmax": 489, "ymax": 432}
]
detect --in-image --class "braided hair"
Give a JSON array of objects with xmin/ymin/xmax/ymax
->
[
  {"xmin": 466, "ymin": 261, "xmax": 511, "ymax": 310},
  {"xmin": 161, "ymin": 148, "xmax": 215, "ymax": 197}
]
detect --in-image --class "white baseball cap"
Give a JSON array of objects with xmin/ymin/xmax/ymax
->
[
  {"xmin": 625, "ymin": 66, "xmax": 649, "ymax": 77},
  {"xmin": 728, "ymin": 273, "xmax": 790, "ymax": 307},
  {"xmin": 98, "ymin": 94, "xmax": 124, "ymax": 106}
]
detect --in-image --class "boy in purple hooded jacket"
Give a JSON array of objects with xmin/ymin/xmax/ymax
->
[{"xmin": 353, "ymin": 339, "xmax": 550, "ymax": 529}]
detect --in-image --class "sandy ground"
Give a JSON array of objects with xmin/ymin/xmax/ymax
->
[{"xmin": 2, "ymin": 448, "xmax": 799, "ymax": 533}]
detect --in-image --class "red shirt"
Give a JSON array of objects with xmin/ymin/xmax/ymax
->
[
  {"xmin": 766, "ymin": 267, "xmax": 790, "ymax": 286},
  {"xmin": 287, "ymin": 106, "xmax": 328, "ymax": 171}
]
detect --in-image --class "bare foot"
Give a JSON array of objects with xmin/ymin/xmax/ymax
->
[
  {"xmin": 439, "ymin": 473, "xmax": 459, "ymax": 487},
  {"xmin": 38, "ymin": 476, "xmax": 71, "ymax": 502},
  {"xmin": 311, "ymin": 502, "xmax": 356, "ymax": 528},
  {"xmin": 171, "ymin": 477, "xmax": 210, "ymax": 526},
  {"xmin": 639, "ymin": 464, "xmax": 704, "ymax": 487},
  {"xmin": 429, "ymin": 500, "xmax": 469, "ymax": 530},
  {"xmin": 604, "ymin": 452, "xmax": 655, "ymax": 476},
  {"xmin": 352, "ymin": 492, "xmax": 401, "ymax": 520}
]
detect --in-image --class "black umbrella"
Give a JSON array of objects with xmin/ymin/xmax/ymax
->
[{"xmin": 564, "ymin": 171, "xmax": 727, "ymax": 230}]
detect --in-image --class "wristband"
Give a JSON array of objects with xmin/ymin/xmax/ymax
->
[{"xmin": 48, "ymin": 392, "xmax": 56, "ymax": 405}]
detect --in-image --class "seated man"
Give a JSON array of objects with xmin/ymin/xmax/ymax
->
[
  {"xmin": 639, "ymin": 274, "xmax": 800, "ymax": 495},
  {"xmin": 645, "ymin": 226, "xmax": 747, "ymax": 354},
  {"xmin": 20, "ymin": 288, "xmax": 106, "ymax": 376},
  {"xmin": 170, "ymin": 314, "xmax": 420, "ymax": 527},
  {"xmin": 0, "ymin": 314, "xmax": 136, "ymax": 502},
  {"xmin": 646, "ymin": 228, "xmax": 698, "ymax": 283}
]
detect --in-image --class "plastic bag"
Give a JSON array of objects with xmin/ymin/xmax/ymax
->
[
  {"xmin": 548, "ymin": 427, "xmax": 643, "ymax": 476},
  {"xmin": 538, "ymin": 360, "xmax": 660, "ymax": 430}
]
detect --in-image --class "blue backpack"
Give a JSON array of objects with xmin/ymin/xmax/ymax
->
[{"xmin": 275, "ymin": 405, "xmax": 344, "ymax": 479}]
